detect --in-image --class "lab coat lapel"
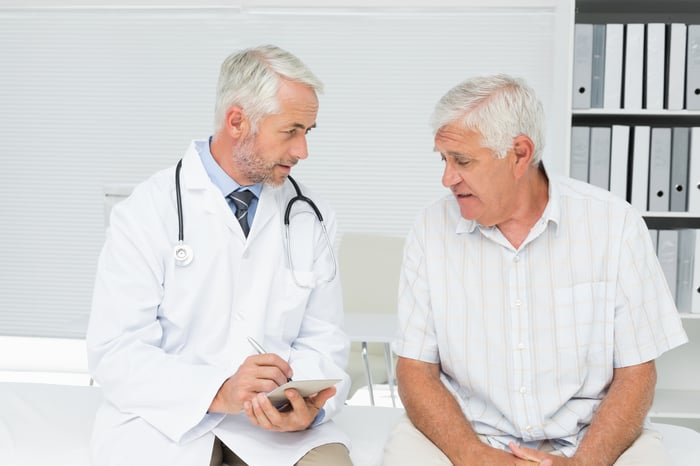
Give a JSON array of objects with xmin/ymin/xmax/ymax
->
[
  {"xmin": 181, "ymin": 145, "xmax": 248, "ymax": 240},
  {"xmin": 247, "ymin": 184, "xmax": 279, "ymax": 243}
]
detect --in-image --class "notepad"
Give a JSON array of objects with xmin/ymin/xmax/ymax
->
[{"xmin": 266, "ymin": 379, "xmax": 342, "ymax": 406}]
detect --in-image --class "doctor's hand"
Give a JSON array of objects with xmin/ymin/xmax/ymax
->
[
  {"xmin": 208, "ymin": 354, "xmax": 293, "ymax": 415},
  {"xmin": 244, "ymin": 385, "xmax": 336, "ymax": 432}
]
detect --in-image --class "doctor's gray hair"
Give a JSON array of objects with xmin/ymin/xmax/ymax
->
[
  {"xmin": 214, "ymin": 45, "xmax": 324, "ymax": 134},
  {"xmin": 431, "ymin": 74, "xmax": 545, "ymax": 164}
]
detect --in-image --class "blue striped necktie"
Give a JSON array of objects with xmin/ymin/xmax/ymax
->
[{"xmin": 228, "ymin": 189, "xmax": 255, "ymax": 237}]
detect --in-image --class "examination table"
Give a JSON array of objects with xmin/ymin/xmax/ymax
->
[{"xmin": 1, "ymin": 382, "xmax": 699, "ymax": 466}]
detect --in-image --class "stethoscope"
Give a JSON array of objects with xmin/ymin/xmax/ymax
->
[{"xmin": 172, "ymin": 159, "xmax": 337, "ymax": 288}]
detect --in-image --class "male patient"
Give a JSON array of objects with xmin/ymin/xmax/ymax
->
[{"xmin": 383, "ymin": 74, "xmax": 688, "ymax": 465}]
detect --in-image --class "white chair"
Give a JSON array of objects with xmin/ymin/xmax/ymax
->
[{"xmin": 338, "ymin": 232, "xmax": 404, "ymax": 406}]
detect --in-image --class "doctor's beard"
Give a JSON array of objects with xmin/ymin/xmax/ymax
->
[{"xmin": 231, "ymin": 135, "xmax": 295, "ymax": 187}]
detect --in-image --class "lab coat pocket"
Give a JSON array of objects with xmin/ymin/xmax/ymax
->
[{"xmin": 266, "ymin": 268, "xmax": 314, "ymax": 345}]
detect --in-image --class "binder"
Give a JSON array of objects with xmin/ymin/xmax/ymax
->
[
  {"xmin": 588, "ymin": 126, "xmax": 611, "ymax": 190},
  {"xmin": 645, "ymin": 24, "xmax": 666, "ymax": 110},
  {"xmin": 609, "ymin": 125, "xmax": 630, "ymax": 200},
  {"xmin": 689, "ymin": 127, "xmax": 700, "ymax": 213},
  {"xmin": 693, "ymin": 229, "xmax": 700, "ymax": 313},
  {"xmin": 687, "ymin": 25, "xmax": 700, "ymax": 110},
  {"xmin": 670, "ymin": 127, "xmax": 690, "ymax": 212},
  {"xmin": 624, "ymin": 24, "xmax": 645, "ymax": 110},
  {"xmin": 573, "ymin": 23, "xmax": 593, "ymax": 109},
  {"xmin": 631, "ymin": 126, "xmax": 651, "ymax": 212},
  {"xmin": 604, "ymin": 24, "xmax": 624, "ymax": 109},
  {"xmin": 648, "ymin": 127, "xmax": 672, "ymax": 212},
  {"xmin": 591, "ymin": 24, "xmax": 606, "ymax": 108},
  {"xmin": 649, "ymin": 228, "xmax": 659, "ymax": 252},
  {"xmin": 676, "ymin": 229, "xmax": 696, "ymax": 314},
  {"xmin": 570, "ymin": 126, "xmax": 590, "ymax": 182},
  {"xmin": 667, "ymin": 23, "xmax": 688, "ymax": 110},
  {"xmin": 657, "ymin": 229, "xmax": 679, "ymax": 302}
]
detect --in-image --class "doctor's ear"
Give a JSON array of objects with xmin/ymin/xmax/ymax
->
[{"xmin": 224, "ymin": 106, "xmax": 250, "ymax": 140}]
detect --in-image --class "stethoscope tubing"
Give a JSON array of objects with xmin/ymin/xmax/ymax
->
[{"xmin": 173, "ymin": 158, "xmax": 336, "ymax": 286}]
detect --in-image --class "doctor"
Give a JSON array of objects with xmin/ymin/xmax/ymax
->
[{"xmin": 86, "ymin": 45, "xmax": 352, "ymax": 466}]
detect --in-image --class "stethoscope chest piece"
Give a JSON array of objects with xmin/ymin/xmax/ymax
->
[
  {"xmin": 173, "ymin": 159, "xmax": 193, "ymax": 267},
  {"xmin": 174, "ymin": 241, "xmax": 193, "ymax": 267}
]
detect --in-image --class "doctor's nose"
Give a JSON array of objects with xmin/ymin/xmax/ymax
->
[{"xmin": 291, "ymin": 136, "xmax": 310, "ymax": 160}]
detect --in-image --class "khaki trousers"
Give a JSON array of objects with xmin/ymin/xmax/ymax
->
[
  {"xmin": 210, "ymin": 437, "xmax": 353, "ymax": 466},
  {"xmin": 381, "ymin": 414, "xmax": 672, "ymax": 466}
]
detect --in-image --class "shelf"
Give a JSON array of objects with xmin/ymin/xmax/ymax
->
[
  {"xmin": 572, "ymin": 111, "xmax": 700, "ymax": 126},
  {"xmin": 651, "ymin": 389, "xmax": 700, "ymax": 419},
  {"xmin": 573, "ymin": 110, "xmax": 700, "ymax": 117},
  {"xmin": 642, "ymin": 214, "xmax": 700, "ymax": 230},
  {"xmin": 576, "ymin": 0, "xmax": 700, "ymax": 24}
]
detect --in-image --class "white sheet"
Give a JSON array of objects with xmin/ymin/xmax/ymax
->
[{"xmin": 0, "ymin": 382, "xmax": 698, "ymax": 466}]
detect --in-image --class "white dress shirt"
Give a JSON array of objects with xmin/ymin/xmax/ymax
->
[{"xmin": 393, "ymin": 172, "xmax": 688, "ymax": 457}]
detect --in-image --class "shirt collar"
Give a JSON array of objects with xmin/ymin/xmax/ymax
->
[
  {"xmin": 195, "ymin": 137, "xmax": 263, "ymax": 198},
  {"xmin": 455, "ymin": 163, "xmax": 560, "ymax": 235}
]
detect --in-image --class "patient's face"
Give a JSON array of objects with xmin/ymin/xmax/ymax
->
[{"xmin": 435, "ymin": 123, "xmax": 517, "ymax": 227}]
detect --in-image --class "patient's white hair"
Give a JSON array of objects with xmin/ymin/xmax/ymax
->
[{"xmin": 431, "ymin": 74, "xmax": 545, "ymax": 164}]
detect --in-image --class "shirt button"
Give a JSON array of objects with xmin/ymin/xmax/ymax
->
[
  {"xmin": 519, "ymin": 386, "xmax": 527, "ymax": 394},
  {"xmin": 517, "ymin": 343, "xmax": 525, "ymax": 350},
  {"xmin": 514, "ymin": 299, "xmax": 522, "ymax": 307},
  {"xmin": 235, "ymin": 312, "xmax": 245, "ymax": 321},
  {"xmin": 525, "ymin": 425, "xmax": 533, "ymax": 432},
  {"xmin": 513, "ymin": 255, "xmax": 520, "ymax": 263}
]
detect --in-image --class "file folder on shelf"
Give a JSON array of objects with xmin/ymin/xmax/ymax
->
[
  {"xmin": 692, "ymin": 229, "xmax": 700, "ymax": 313},
  {"xmin": 609, "ymin": 125, "xmax": 630, "ymax": 201},
  {"xmin": 676, "ymin": 229, "xmax": 696, "ymax": 314},
  {"xmin": 603, "ymin": 24, "xmax": 624, "ymax": 109},
  {"xmin": 667, "ymin": 23, "xmax": 687, "ymax": 110},
  {"xmin": 570, "ymin": 126, "xmax": 590, "ymax": 182},
  {"xmin": 648, "ymin": 127, "xmax": 672, "ymax": 212},
  {"xmin": 689, "ymin": 128, "xmax": 700, "ymax": 214},
  {"xmin": 631, "ymin": 126, "xmax": 651, "ymax": 212},
  {"xmin": 589, "ymin": 126, "xmax": 611, "ymax": 190},
  {"xmin": 645, "ymin": 23, "xmax": 666, "ymax": 110},
  {"xmin": 624, "ymin": 24, "xmax": 644, "ymax": 110},
  {"xmin": 687, "ymin": 25, "xmax": 700, "ymax": 110},
  {"xmin": 657, "ymin": 229, "xmax": 679, "ymax": 302},
  {"xmin": 649, "ymin": 228, "xmax": 659, "ymax": 253},
  {"xmin": 573, "ymin": 23, "xmax": 593, "ymax": 109},
  {"xmin": 670, "ymin": 127, "xmax": 690, "ymax": 212},
  {"xmin": 591, "ymin": 24, "xmax": 606, "ymax": 109}
]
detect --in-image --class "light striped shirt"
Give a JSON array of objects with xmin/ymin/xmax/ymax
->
[{"xmin": 393, "ymin": 173, "xmax": 688, "ymax": 456}]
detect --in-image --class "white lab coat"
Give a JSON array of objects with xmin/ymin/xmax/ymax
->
[{"xmin": 86, "ymin": 141, "xmax": 351, "ymax": 466}]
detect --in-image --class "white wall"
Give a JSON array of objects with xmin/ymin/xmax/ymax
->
[{"xmin": 0, "ymin": 1, "xmax": 573, "ymax": 337}]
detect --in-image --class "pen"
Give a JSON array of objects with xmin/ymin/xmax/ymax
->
[{"xmin": 247, "ymin": 336, "xmax": 293, "ymax": 382}]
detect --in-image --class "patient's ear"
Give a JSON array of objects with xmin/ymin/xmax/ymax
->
[{"xmin": 512, "ymin": 135, "xmax": 535, "ymax": 177}]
